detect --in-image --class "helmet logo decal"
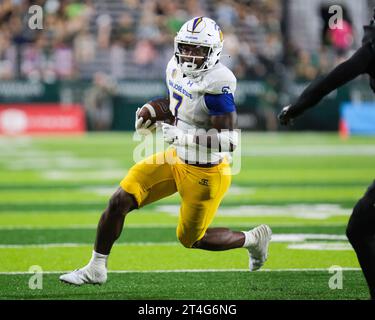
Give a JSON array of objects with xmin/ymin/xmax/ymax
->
[
  {"xmin": 188, "ymin": 16, "xmax": 204, "ymax": 33},
  {"xmin": 219, "ymin": 30, "xmax": 223, "ymax": 42}
]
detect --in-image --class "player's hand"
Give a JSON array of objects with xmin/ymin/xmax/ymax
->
[
  {"xmin": 161, "ymin": 123, "xmax": 184, "ymax": 145},
  {"xmin": 278, "ymin": 105, "xmax": 294, "ymax": 126},
  {"xmin": 135, "ymin": 107, "xmax": 155, "ymax": 135}
]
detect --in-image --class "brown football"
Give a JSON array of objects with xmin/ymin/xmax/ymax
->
[{"xmin": 138, "ymin": 97, "xmax": 175, "ymax": 126}]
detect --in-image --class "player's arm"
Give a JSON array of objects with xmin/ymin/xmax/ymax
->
[
  {"xmin": 279, "ymin": 42, "xmax": 375, "ymax": 125},
  {"xmin": 193, "ymin": 91, "xmax": 238, "ymax": 151},
  {"xmin": 162, "ymin": 92, "xmax": 239, "ymax": 152},
  {"xmin": 194, "ymin": 111, "xmax": 238, "ymax": 152}
]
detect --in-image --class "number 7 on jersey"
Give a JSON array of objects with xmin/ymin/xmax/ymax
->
[{"xmin": 172, "ymin": 91, "xmax": 183, "ymax": 117}]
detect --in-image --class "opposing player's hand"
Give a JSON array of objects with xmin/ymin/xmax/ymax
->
[
  {"xmin": 135, "ymin": 107, "xmax": 155, "ymax": 135},
  {"xmin": 161, "ymin": 123, "xmax": 184, "ymax": 145},
  {"xmin": 278, "ymin": 105, "xmax": 294, "ymax": 126}
]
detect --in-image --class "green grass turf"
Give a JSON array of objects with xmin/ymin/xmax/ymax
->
[
  {"xmin": 0, "ymin": 271, "xmax": 368, "ymax": 300},
  {"xmin": 0, "ymin": 132, "xmax": 374, "ymax": 299},
  {"xmin": 0, "ymin": 186, "xmax": 365, "ymax": 205},
  {"xmin": 0, "ymin": 225, "xmax": 348, "ymax": 245},
  {"xmin": 0, "ymin": 243, "xmax": 360, "ymax": 272},
  {"xmin": 0, "ymin": 211, "xmax": 350, "ymax": 228}
]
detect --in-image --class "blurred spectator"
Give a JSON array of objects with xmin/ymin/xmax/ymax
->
[
  {"xmin": 84, "ymin": 72, "xmax": 117, "ymax": 131},
  {"xmin": 290, "ymin": 3, "xmax": 356, "ymax": 84},
  {"xmin": 133, "ymin": 39, "xmax": 158, "ymax": 66},
  {"xmin": 54, "ymin": 41, "xmax": 74, "ymax": 79},
  {"xmin": 221, "ymin": 27, "xmax": 241, "ymax": 70},
  {"xmin": 161, "ymin": 2, "xmax": 187, "ymax": 35},
  {"xmin": 293, "ymin": 50, "xmax": 319, "ymax": 81},
  {"xmin": 115, "ymin": 12, "xmax": 136, "ymax": 49},
  {"xmin": 96, "ymin": 14, "xmax": 112, "ymax": 49},
  {"xmin": 215, "ymin": 0, "xmax": 238, "ymax": 29},
  {"xmin": 0, "ymin": 30, "xmax": 16, "ymax": 79},
  {"xmin": 185, "ymin": 0, "xmax": 205, "ymax": 17},
  {"xmin": 327, "ymin": 19, "xmax": 354, "ymax": 56},
  {"xmin": 73, "ymin": 28, "xmax": 96, "ymax": 64},
  {"xmin": 109, "ymin": 39, "xmax": 126, "ymax": 80},
  {"xmin": 257, "ymin": 75, "xmax": 279, "ymax": 131}
]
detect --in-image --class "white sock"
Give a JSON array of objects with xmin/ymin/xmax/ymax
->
[
  {"xmin": 88, "ymin": 250, "xmax": 108, "ymax": 270},
  {"xmin": 242, "ymin": 231, "xmax": 255, "ymax": 248}
]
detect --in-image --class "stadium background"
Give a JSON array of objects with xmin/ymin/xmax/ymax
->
[
  {"xmin": 0, "ymin": 0, "xmax": 375, "ymax": 300},
  {"xmin": 1, "ymin": 0, "xmax": 375, "ymax": 132}
]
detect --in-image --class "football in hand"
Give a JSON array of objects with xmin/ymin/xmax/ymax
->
[{"xmin": 137, "ymin": 98, "xmax": 175, "ymax": 130}]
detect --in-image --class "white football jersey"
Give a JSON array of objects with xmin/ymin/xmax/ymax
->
[{"xmin": 165, "ymin": 57, "xmax": 237, "ymax": 164}]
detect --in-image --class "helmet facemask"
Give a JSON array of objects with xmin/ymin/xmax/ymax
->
[{"xmin": 174, "ymin": 41, "xmax": 214, "ymax": 77}]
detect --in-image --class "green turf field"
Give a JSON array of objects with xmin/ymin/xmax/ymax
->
[{"xmin": 0, "ymin": 132, "xmax": 374, "ymax": 300}]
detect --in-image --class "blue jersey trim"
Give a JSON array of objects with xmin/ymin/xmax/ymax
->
[{"xmin": 204, "ymin": 93, "xmax": 236, "ymax": 115}]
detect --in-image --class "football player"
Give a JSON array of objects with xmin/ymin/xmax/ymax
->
[
  {"xmin": 278, "ymin": 12, "xmax": 375, "ymax": 300},
  {"xmin": 60, "ymin": 17, "xmax": 272, "ymax": 286}
]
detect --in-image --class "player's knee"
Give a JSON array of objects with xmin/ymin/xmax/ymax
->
[{"xmin": 108, "ymin": 188, "xmax": 137, "ymax": 217}]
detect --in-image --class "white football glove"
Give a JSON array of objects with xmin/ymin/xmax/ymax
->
[
  {"xmin": 161, "ymin": 123, "xmax": 194, "ymax": 146},
  {"xmin": 135, "ymin": 107, "xmax": 156, "ymax": 135}
]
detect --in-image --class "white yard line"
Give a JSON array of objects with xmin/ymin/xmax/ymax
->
[
  {"xmin": 0, "ymin": 223, "xmax": 348, "ymax": 230},
  {"xmin": 0, "ymin": 234, "xmax": 349, "ymax": 248},
  {"xmin": 0, "ymin": 242, "xmax": 180, "ymax": 249},
  {"xmin": 157, "ymin": 204, "xmax": 351, "ymax": 219},
  {"xmin": 288, "ymin": 242, "xmax": 352, "ymax": 251},
  {"xmin": 241, "ymin": 145, "xmax": 375, "ymax": 156}
]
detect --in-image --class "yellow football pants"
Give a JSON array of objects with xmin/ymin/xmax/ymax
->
[{"xmin": 120, "ymin": 148, "xmax": 231, "ymax": 248}]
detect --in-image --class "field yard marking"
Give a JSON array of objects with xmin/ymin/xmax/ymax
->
[
  {"xmin": 157, "ymin": 204, "xmax": 351, "ymax": 219},
  {"xmin": 241, "ymin": 145, "xmax": 375, "ymax": 156},
  {"xmin": 272, "ymin": 234, "xmax": 347, "ymax": 241},
  {"xmin": 227, "ymin": 185, "xmax": 256, "ymax": 195},
  {"xmin": 43, "ymin": 170, "xmax": 126, "ymax": 181},
  {"xmin": 288, "ymin": 242, "xmax": 352, "ymax": 251},
  {"xmin": 79, "ymin": 186, "xmax": 120, "ymax": 196},
  {"xmin": 0, "ymin": 140, "xmax": 122, "ymax": 171},
  {"xmin": 0, "ymin": 223, "xmax": 348, "ymax": 230},
  {"xmin": 0, "ymin": 225, "xmax": 99, "ymax": 230},
  {"xmin": 0, "ymin": 234, "xmax": 349, "ymax": 248},
  {"xmin": 0, "ymin": 242, "xmax": 181, "ymax": 248},
  {"xmin": 0, "ymin": 268, "xmax": 361, "ymax": 275}
]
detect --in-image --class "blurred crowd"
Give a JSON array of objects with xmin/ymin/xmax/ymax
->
[
  {"xmin": 0, "ymin": 0, "xmax": 285, "ymax": 81},
  {"xmin": 0, "ymin": 0, "xmax": 362, "ymax": 131},
  {"xmin": 0, "ymin": 0, "xmax": 359, "ymax": 82},
  {"xmin": 289, "ymin": 3, "xmax": 356, "ymax": 82}
]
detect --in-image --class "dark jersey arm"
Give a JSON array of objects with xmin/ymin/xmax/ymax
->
[{"xmin": 288, "ymin": 42, "xmax": 375, "ymax": 118}]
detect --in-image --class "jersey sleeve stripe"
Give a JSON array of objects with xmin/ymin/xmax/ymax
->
[{"xmin": 204, "ymin": 93, "xmax": 236, "ymax": 115}]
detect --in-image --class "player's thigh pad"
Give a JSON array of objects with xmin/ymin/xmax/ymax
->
[
  {"xmin": 175, "ymin": 161, "xmax": 232, "ymax": 247},
  {"xmin": 120, "ymin": 151, "xmax": 177, "ymax": 208}
]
